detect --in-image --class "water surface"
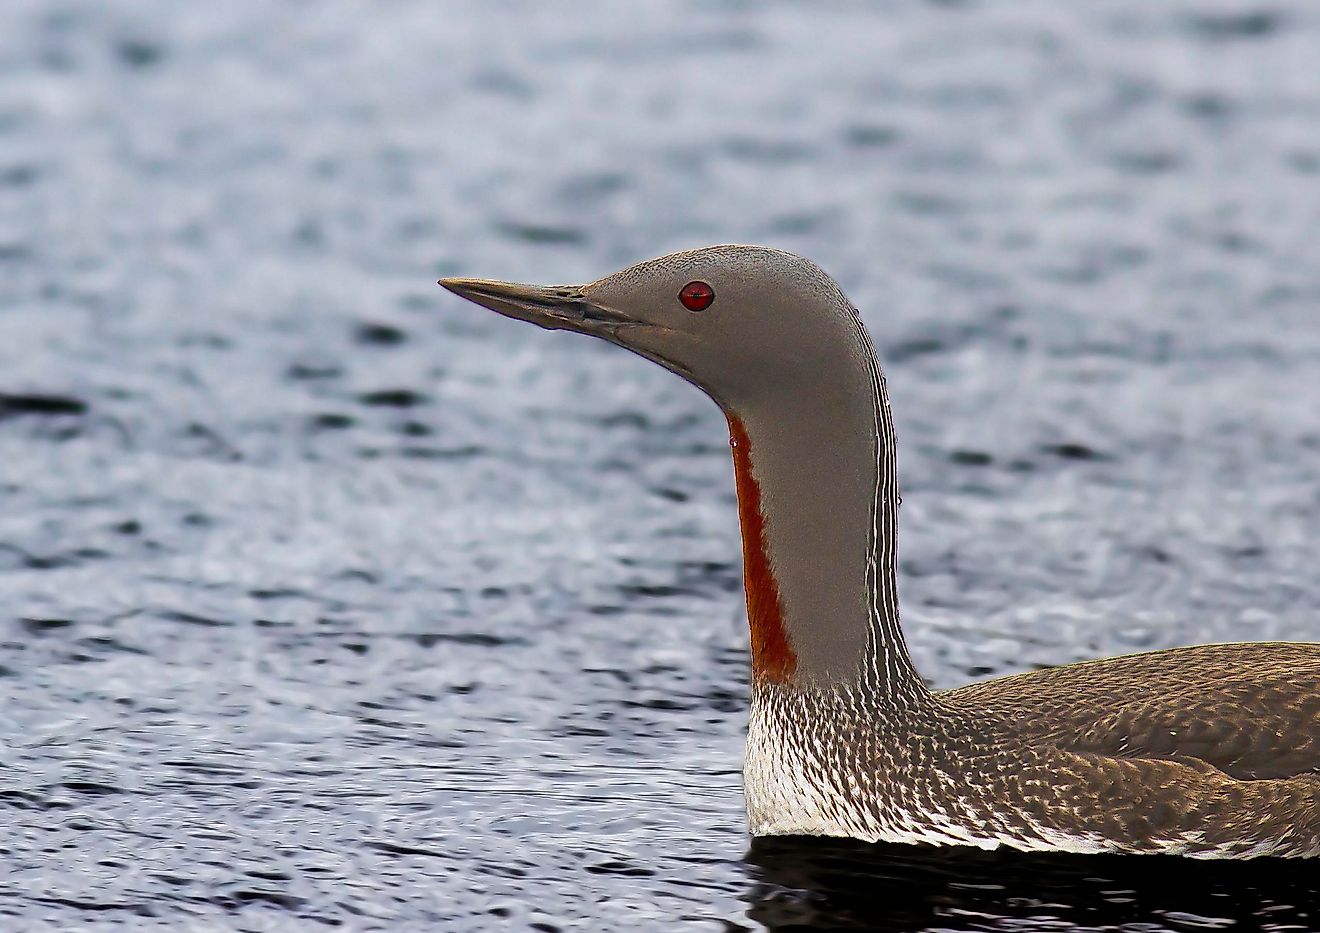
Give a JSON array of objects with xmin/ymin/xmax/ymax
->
[{"xmin": 2, "ymin": 1, "xmax": 1319, "ymax": 928}]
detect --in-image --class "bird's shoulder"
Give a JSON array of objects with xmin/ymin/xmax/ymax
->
[{"xmin": 939, "ymin": 642, "xmax": 1320, "ymax": 780}]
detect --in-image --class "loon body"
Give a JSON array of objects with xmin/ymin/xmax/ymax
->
[{"xmin": 440, "ymin": 245, "xmax": 1320, "ymax": 858}]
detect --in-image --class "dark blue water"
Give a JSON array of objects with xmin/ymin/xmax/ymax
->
[{"xmin": 3, "ymin": 1, "xmax": 1318, "ymax": 928}]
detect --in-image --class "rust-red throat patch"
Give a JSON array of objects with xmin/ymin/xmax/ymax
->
[{"xmin": 726, "ymin": 415, "xmax": 796, "ymax": 683}]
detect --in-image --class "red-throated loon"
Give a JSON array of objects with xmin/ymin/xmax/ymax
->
[{"xmin": 439, "ymin": 245, "xmax": 1320, "ymax": 858}]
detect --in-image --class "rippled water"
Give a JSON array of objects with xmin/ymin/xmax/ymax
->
[{"xmin": 3, "ymin": 1, "xmax": 1319, "ymax": 928}]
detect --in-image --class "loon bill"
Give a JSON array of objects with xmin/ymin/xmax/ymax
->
[{"xmin": 440, "ymin": 245, "xmax": 1320, "ymax": 859}]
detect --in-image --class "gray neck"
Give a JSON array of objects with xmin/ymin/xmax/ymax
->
[{"xmin": 733, "ymin": 323, "xmax": 927, "ymax": 703}]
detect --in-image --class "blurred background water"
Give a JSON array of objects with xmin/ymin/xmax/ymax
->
[{"xmin": 2, "ymin": 0, "xmax": 1319, "ymax": 929}]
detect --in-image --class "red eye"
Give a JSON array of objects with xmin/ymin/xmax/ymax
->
[{"xmin": 678, "ymin": 280, "xmax": 715, "ymax": 312}]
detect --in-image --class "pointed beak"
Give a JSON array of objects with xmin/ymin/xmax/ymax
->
[{"xmin": 438, "ymin": 276, "xmax": 627, "ymax": 335}]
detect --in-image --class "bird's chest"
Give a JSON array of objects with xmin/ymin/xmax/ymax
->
[
  {"xmin": 743, "ymin": 698, "xmax": 876, "ymax": 839},
  {"xmin": 741, "ymin": 693, "xmax": 1027, "ymax": 848}
]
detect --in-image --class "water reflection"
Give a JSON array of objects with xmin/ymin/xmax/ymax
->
[{"xmin": 745, "ymin": 836, "xmax": 1318, "ymax": 931}]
